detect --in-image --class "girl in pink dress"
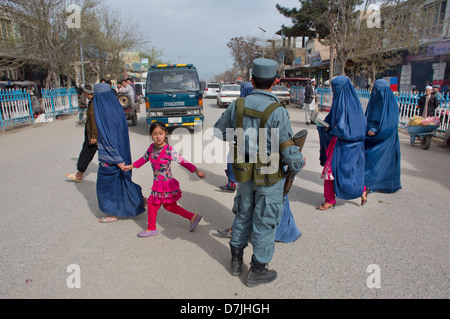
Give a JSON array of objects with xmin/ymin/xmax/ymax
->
[{"xmin": 123, "ymin": 121, "xmax": 205, "ymax": 237}]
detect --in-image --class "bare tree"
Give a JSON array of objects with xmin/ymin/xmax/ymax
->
[
  {"xmin": 80, "ymin": 3, "xmax": 148, "ymax": 82},
  {"xmin": 0, "ymin": 0, "xmax": 91, "ymax": 87},
  {"xmin": 227, "ymin": 36, "xmax": 261, "ymax": 81}
]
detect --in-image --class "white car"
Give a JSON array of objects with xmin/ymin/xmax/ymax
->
[
  {"xmin": 217, "ymin": 84, "xmax": 241, "ymax": 107},
  {"xmin": 271, "ymin": 85, "xmax": 291, "ymax": 104},
  {"xmin": 204, "ymin": 82, "xmax": 221, "ymax": 98}
]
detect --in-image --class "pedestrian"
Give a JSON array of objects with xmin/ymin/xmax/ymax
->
[
  {"xmin": 316, "ymin": 76, "xmax": 368, "ymax": 210},
  {"xmin": 214, "ymin": 58, "xmax": 304, "ymax": 287},
  {"xmin": 417, "ymin": 86, "xmax": 439, "ymax": 118},
  {"xmin": 77, "ymin": 85, "xmax": 88, "ymax": 125},
  {"xmin": 127, "ymin": 78, "xmax": 138, "ymax": 103},
  {"xmin": 304, "ymin": 79, "xmax": 318, "ymax": 125},
  {"xmin": 93, "ymin": 83, "xmax": 145, "ymax": 223},
  {"xmin": 364, "ymin": 79, "xmax": 402, "ymax": 194},
  {"xmin": 122, "ymin": 121, "xmax": 206, "ymax": 237},
  {"xmin": 432, "ymin": 85, "xmax": 440, "ymax": 98},
  {"xmin": 66, "ymin": 84, "xmax": 97, "ymax": 183}
]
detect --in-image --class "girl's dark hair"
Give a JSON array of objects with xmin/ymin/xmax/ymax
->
[
  {"xmin": 150, "ymin": 121, "xmax": 169, "ymax": 142},
  {"xmin": 252, "ymin": 75, "xmax": 277, "ymax": 90}
]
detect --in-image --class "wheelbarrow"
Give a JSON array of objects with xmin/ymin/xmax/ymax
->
[{"xmin": 407, "ymin": 125, "xmax": 438, "ymax": 150}]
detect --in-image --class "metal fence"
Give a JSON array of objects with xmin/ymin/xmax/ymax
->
[
  {"xmin": 0, "ymin": 87, "xmax": 79, "ymax": 131},
  {"xmin": 41, "ymin": 88, "xmax": 79, "ymax": 118},
  {"xmin": 0, "ymin": 89, "xmax": 33, "ymax": 130},
  {"xmin": 290, "ymin": 86, "xmax": 450, "ymax": 138}
]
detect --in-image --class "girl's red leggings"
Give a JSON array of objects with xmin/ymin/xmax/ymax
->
[
  {"xmin": 147, "ymin": 202, "xmax": 194, "ymax": 231},
  {"xmin": 324, "ymin": 180, "xmax": 367, "ymax": 205}
]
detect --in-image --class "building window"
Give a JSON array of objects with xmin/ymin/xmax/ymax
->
[
  {"xmin": 423, "ymin": 0, "xmax": 447, "ymax": 38},
  {"xmin": 0, "ymin": 19, "xmax": 13, "ymax": 44}
]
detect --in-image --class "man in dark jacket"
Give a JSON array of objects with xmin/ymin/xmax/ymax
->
[
  {"xmin": 418, "ymin": 86, "xmax": 439, "ymax": 117},
  {"xmin": 66, "ymin": 84, "xmax": 98, "ymax": 182}
]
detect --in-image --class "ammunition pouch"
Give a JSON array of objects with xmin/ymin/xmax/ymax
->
[{"xmin": 232, "ymin": 98, "xmax": 292, "ymax": 186}]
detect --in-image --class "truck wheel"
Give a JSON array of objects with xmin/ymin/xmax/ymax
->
[
  {"xmin": 118, "ymin": 93, "xmax": 131, "ymax": 109},
  {"xmin": 420, "ymin": 135, "xmax": 432, "ymax": 150},
  {"xmin": 131, "ymin": 111, "xmax": 138, "ymax": 126},
  {"xmin": 444, "ymin": 129, "xmax": 450, "ymax": 146}
]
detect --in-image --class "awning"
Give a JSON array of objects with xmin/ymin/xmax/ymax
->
[{"xmin": 280, "ymin": 77, "xmax": 311, "ymax": 82}]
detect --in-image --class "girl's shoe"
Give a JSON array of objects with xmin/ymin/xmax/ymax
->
[
  {"xmin": 315, "ymin": 202, "xmax": 336, "ymax": 211},
  {"xmin": 190, "ymin": 214, "xmax": 203, "ymax": 232},
  {"xmin": 137, "ymin": 229, "xmax": 158, "ymax": 238}
]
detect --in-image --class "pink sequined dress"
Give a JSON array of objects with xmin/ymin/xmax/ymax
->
[{"xmin": 133, "ymin": 144, "xmax": 196, "ymax": 205}]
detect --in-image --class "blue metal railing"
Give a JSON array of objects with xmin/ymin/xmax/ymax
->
[
  {"xmin": 1, "ymin": 87, "xmax": 79, "ymax": 130},
  {"xmin": 0, "ymin": 89, "xmax": 33, "ymax": 130},
  {"xmin": 296, "ymin": 87, "xmax": 450, "ymax": 138},
  {"xmin": 41, "ymin": 87, "xmax": 78, "ymax": 119}
]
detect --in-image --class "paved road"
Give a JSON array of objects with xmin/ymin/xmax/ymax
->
[{"xmin": 0, "ymin": 99, "xmax": 449, "ymax": 299}]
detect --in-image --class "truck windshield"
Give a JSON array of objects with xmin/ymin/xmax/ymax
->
[{"xmin": 146, "ymin": 69, "xmax": 200, "ymax": 93}]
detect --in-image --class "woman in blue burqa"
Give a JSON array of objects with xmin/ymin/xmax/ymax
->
[
  {"xmin": 364, "ymin": 79, "xmax": 401, "ymax": 194},
  {"xmin": 316, "ymin": 76, "xmax": 368, "ymax": 210},
  {"xmin": 93, "ymin": 83, "xmax": 145, "ymax": 223},
  {"xmin": 217, "ymin": 81, "xmax": 301, "ymax": 243}
]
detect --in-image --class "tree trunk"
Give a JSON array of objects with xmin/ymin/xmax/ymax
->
[{"xmin": 329, "ymin": 41, "xmax": 334, "ymax": 81}]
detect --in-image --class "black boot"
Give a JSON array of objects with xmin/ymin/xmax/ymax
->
[
  {"xmin": 245, "ymin": 256, "xmax": 277, "ymax": 288},
  {"xmin": 230, "ymin": 244, "xmax": 244, "ymax": 276}
]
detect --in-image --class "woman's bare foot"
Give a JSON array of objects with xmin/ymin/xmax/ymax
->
[{"xmin": 98, "ymin": 215, "xmax": 119, "ymax": 223}]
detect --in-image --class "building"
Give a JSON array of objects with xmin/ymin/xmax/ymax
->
[
  {"xmin": 399, "ymin": 0, "xmax": 450, "ymax": 92},
  {"xmin": 283, "ymin": 37, "xmax": 330, "ymax": 84}
]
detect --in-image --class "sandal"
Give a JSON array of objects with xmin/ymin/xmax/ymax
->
[
  {"xmin": 315, "ymin": 202, "xmax": 335, "ymax": 211},
  {"xmin": 98, "ymin": 216, "xmax": 119, "ymax": 223},
  {"xmin": 66, "ymin": 173, "xmax": 82, "ymax": 183},
  {"xmin": 361, "ymin": 187, "xmax": 370, "ymax": 206}
]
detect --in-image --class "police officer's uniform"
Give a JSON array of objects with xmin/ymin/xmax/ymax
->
[{"xmin": 214, "ymin": 59, "xmax": 304, "ymax": 286}]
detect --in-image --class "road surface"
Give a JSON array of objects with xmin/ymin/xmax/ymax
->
[{"xmin": 0, "ymin": 99, "xmax": 449, "ymax": 300}]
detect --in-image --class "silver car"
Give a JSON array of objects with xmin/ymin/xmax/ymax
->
[
  {"xmin": 272, "ymin": 85, "xmax": 291, "ymax": 104},
  {"xmin": 204, "ymin": 82, "xmax": 221, "ymax": 98},
  {"xmin": 217, "ymin": 84, "xmax": 241, "ymax": 107}
]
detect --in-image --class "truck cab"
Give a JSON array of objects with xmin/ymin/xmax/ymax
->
[{"xmin": 145, "ymin": 64, "xmax": 205, "ymax": 129}]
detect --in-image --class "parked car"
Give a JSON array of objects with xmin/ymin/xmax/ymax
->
[
  {"xmin": 204, "ymin": 82, "xmax": 221, "ymax": 98},
  {"xmin": 272, "ymin": 85, "xmax": 291, "ymax": 104},
  {"xmin": 217, "ymin": 84, "xmax": 241, "ymax": 107}
]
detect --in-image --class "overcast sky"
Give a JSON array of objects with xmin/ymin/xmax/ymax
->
[{"xmin": 106, "ymin": 0, "xmax": 301, "ymax": 82}]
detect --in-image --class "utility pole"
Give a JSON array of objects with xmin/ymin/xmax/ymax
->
[{"xmin": 259, "ymin": 26, "xmax": 267, "ymax": 58}]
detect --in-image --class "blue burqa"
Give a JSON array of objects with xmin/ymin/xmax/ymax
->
[
  {"xmin": 317, "ymin": 76, "xmax": 367, "ymax": 200},
  {"xmin": 93, "ymin": 83, "xmax": 145, "ymax": 217},
  {"xmin": 364, "ymin": 79, "xmax": 401, "ymax": 193}
]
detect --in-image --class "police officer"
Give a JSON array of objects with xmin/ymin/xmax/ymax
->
[{"xmin": 214, "ymin": 58, "xmax": 304, "ymax": 287}]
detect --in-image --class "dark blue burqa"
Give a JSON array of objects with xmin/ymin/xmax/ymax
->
[
  {"xmin": 317, "ymin": 76, "xmax": 366, "ymax": 200},
  {"xmin": 93, "ymin": 83, "xmax": 145, "ymax": 217},
  {"xmin": 364, "ymin": 79, "xmax": 401, "ymax": 193}
]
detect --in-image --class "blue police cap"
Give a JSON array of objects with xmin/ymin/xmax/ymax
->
[{"xmin": 252, "ymin": 58, "xmax": 277, "ymax": 79}]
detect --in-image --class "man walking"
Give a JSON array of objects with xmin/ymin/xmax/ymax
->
[
  {"xmin": 214, "ymin": 58, "xmax": 304, "ymax": 287},
  {"xmin": 304, "ymin": 79, "xmax": 318, "ymax": 125},
  {"xmin": 66, "ymin": 84, "xmax": 98, "ymax": 183}
]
